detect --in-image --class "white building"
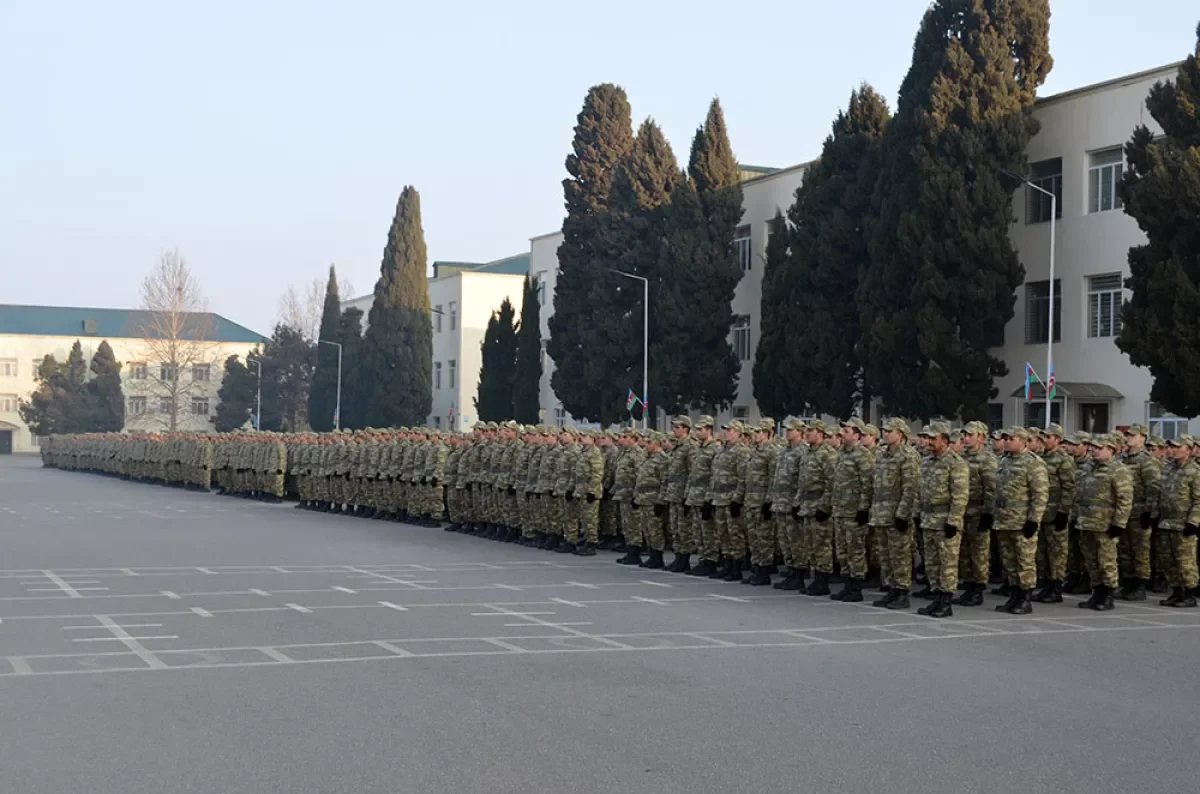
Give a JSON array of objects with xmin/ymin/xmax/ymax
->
[
  {"xmin": 0, "ymin": 304, "xmax": 263, "ymax": 454},
  {"xmin": 531, "ymin": 62, "xmax": 1192, "ymax": 437},
  {"xmin": 343, "ymin": 255, "xmax": 527, "ymax": 431}
]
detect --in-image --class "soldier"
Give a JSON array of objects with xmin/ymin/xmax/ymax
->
[
  {"xmin": 569, "ymin": 430, "xmax": 604, "ymax": 555},
  {"xmin": 770, "ymin": 418, "xmax": 807, "ymax": 591},
  {"xmin": 664, "ymin": 416, "xmax": 697, "ymax": 573},
  {"xmin": 684, "ymin": 416, "xmax": 721, "ymax": 578},
  {"xmin": 1155, "ymin": 436, "xmax": 1200, "ymax": 608},
  {"xmin": 553, "ymin": 427, "xmax": 582, "ymax": 553},
  {"xmin": 1072, "ymin": 434, "xmax": 1134, "ymax": 610},
  {"xmin": 614, "ymin": 430, "xmax": 648, "ymax": 565},
  {"xmin": 708, "ymin": 420, "xmax": 751, "ymax": 582},
  {"xmin": 915, "ymin": 422, "xmax": 969, "ymax": 618},
  {"xmin": 631, "ymin": 432, "xmax": 670, "ymax": 569},
  {"xmin": 862, "ymin": 423, "xmax": 884, "ymax": 585},
  {"xmin": 1117, "ymin": 424, "xmax": 1162, "ymax": 600},
  {"xmin": 1063, "ymin": 431, "xmax": 1095, "ymax": 593},
  {"xmin": 743, "ymin": 418, "xmax": 781, "ymax": 586},
  {"xmin": 597, "ymin": 432, "xmax": 622, "ymax": 549},
  {"xmin": 520, "ymin": 428, "xmax": 545, "ymax": 545},
  {"xmin": 828, "ymin": 420, "xmax": 875, "ymax": 601},
  {"xmin": 796, "ymin": 420, "xmax": 838, "ymax": 596},
  {"xmin": 953, "ymin": 421, "xmax": 997, "ymax": 607},
  {"xmin": 871, "ymin": 418, "xmax": 921, "ymax": 609},
  {"xmin": 993, "ymin": 427, "xmax": 1050, "ymax": 614},
  {"xmin": 534, "ymin": 427, "xmax": 562, "ymax": 549},
  {"xmin": 1032, "ymin": 424, "xmax": 1078, "ymax": 603}
]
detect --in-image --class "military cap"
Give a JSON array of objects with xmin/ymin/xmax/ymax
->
[
  {"xmin": 927, "ymin": 421, "xmax": 952, "ymax": 437},
  {"xmin": 1125, "ymin": 424, "xmax": 1148, "ymax": 437},
  {"xmin": 949, "ymin": 429, "xmax": 962, "ymax": 443},
  {"xmin": 1089, "ymin": 433, "xmax": 1119, "ymax": 449},
  {"xmin": 1076, "ymin": 431, "xmax": 1092, "ymax": 444},
  {"xmin": 722, "ymin": 419, "xmax": 746, "ymax": 433},
  {"xmin": 486, "ymin": 421, "xmax": 500, "ymax": 430},
  {"xmin": 1168, "ymin": 434, "xmax": 1194, "ymax": 447},
  {"xmin": 561, "ymin": 426, "xmax": 580, "ymax": 437},
  {"xmin": 882, "ymin": 418, "xmax": 909, "ymax": 434},
  {"xmin": 1002, "ymin": 426, "xmax": 1030, "ymax": 440},
  {"xmin": 757, "ymin": 418, "xmax": 776, "ymax": 432},
  {"xmin": 1147, "ymin": 435, "xmax": 1167, "ymax": 448},
  {"xmin": 807, "ymin": 419, "xmax": 828, "ymax": 434},
  {"xmin": 502, "ymin": 419, "xmax": 519, "ymax": 431},
  {"xmin": 671, "ymin": 415, "xmax": 693, "ymax": 428},
  {"xmin": 842, "ymin": 417, "xmax": 866, "ymax": 433},
  {"xmin": 991, "ymin": 429, "xmax": 1004, "ymax": 440},
  {"xmin": 648, "ymin": 431, "xmax": 666, "ymax": 444},
  {"xmin": 1026, "ymin": 426, "xmax": 1043, "ymax": 438},
  {"xmin": 784, "ymin": 417, "xmax": 807, "ymax": 432},
  {"xmin": 1064, "ymin": 432, "xmax": 1081, "ymax": 445},
  {"xmin": 864, "ymin": 423, "xmax": 880, "ymax": 438},
  {"xmin": 964, "ymin": 420, "xmax": 989, "ymax": 436},
  {"xmin": 695, "ymin": 415, "xmax": 715, "ymax": 429},
  {"xmin": 918, "ymin": 424, "xmax": 934, "ymax": 437},
  {"xmin": 1043, "ymin": 423, "xmax": 1064, "ymax": 438}
]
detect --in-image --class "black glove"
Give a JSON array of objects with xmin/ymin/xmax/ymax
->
[
  {"xmin": 979, "ymin": 513, "xmax": 994, "ymax": 531},
  {"xmin": 525, "ymin": 492, "xmax": 532, "ymax": 502},
  {"xmin": 630, "ymin": 502, "xmax": 640, "ymax": 511},
  {"xmin": 566, "ymin": 493, "xmax": 574, "ymax": 502},
  {"xmin": 1152, "ymin": 517, "xmax": 1161, "ymax": 531},
  {"xmin": 761, "ymin": 504, "xmax": 772, "ymax": 521},
  {"xmin": 701, "ymin": 503, "xmax": 714, "ymax": 521},
  {"xmin": 586, "ymin": 493, "xmax": 595, "ymax": 503},
  {"xmin": 507, "ymin": 487, "xmax": 516, "ymax": 495},
  {"xmin": 654, "ymin": 504, "xmax": 666, "ymax": 518},
  {"xmin": 730, "ymin": 502, "xmax": 742, "ymax": 518},
  {"xmin": 856, "ymin": 510, "xmax": 870, "ymax": 526},
  {"xmin": 1106, "ymin": 524, "xmax": 1124, "ymax": 539},
  {"xmin": 913, "ymin": 516, "xmax": 922, "ymax": 533},
  {"xmin": 1070, "ymin": 519, "xmax": 1078, "ymax": 532},
  {"xmin": 603, "ymin": 488, "xmax": 612, "ymax": 499},
  {"xmin": 943, "ymin": 523, "xmax": 959, "ymax": 539},
  {"xmin": 791, "ymin": 506, "xmax": 801, "ymax": 520},
  {"xmin": 1022, "ymin": 520, "xmax": 1039, "ymax": 538},
  {"xmin": 1053, "ymin": 512, "xmax": 1068, "ymax": 532},
  {"xmin": 683, "ymin": 504, "xmax": 691, "ymax": 517},
  {"xmin": 1140, "ymin": 512, "xmax": 1152, "ymax": 530},
  {"xmin": 815, "ymin": 509, "xmax": 831, "ymax": 523},
  {"xmin": 1184, "ymin": 523, "xmax": 1198, "ymax": 537},
  {"xmin": 893, "ymin": 518, "xmax": 908, "ymax": 533}
]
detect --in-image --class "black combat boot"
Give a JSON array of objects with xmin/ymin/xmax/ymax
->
[
  {"xmin": 722, "ymin": 557, "xmax": 743, "ymax": 582},
  {"xmin": 617, "ymin": 547, "xmax": 643, "ymax": 566},
  {"xmin": 709, "ymin": 558, "xmax": 730, "ymax": 580},
  {"xmin": 1178, "ymin": 590, "xmax": 1200, "ymax": 608},
  {"xmin": 991, "ymin": 583, "xmax": 1014, "ymax": 597},
  {"xmin": 689, "ymin": 559, "xmax": 717, "ymax": 577},
  {"xmin": 830, "ymin": 579, "xmax": 854, "ymax": 601},
  {"xmin": 1065, "ymin": 575, "xmax": 1092, "ymax": 595},
  {"xmin": 774, "ymin": 571, "xmax": 803, "ymax": 591},
  {"xmin": 573, "ymin": 542, "xmax": 597, "ymax": 557},
  {"xmin": 917, "ymin": 591, "xmax": 942, "ymax": 616},
  {"xmin": 843, "ymin": 579, "xmax": 864, "ymax": 602},
  {"xmin": 556, "ymin": 541, "xmax": 577, "ymax": 554},
  {"xmin": 872, "ymin": 588, "xmax": 899, "ymax": 608},
  {"xmin": 1031, "ymin": 581, "xmax": 1054, "ymax": 603},
  {"xmin": 1118, "ymin": 579, "xmax": 1148, "ymax": 601},
  {"xmin": 952, "ymin": 584, "xmax": 981, "ymax": 606},
  {"xmin": 804, "ymin": 571, "xmax": 831, "ymax": 596},
  {"xmin": 640, "ymin": 550, "xmax": 665, "ymax": 570},
  {"xmin": 665, "ymin": 553, "xmax": 691, "ymax": 574},
  {"xmin": 863, "ymin": 570, "xmax": 882, "ymax": 590},
  {"xmin": 744, "ymin": 566, "xmax": 772, "ymax": 586},
  {"xmin": 1006, "ymin": 589, "xmax": 1034, "ymax": 614},
  {"xmin": 886, "ymin": 589, "xmax": 911, "ymax": 610},
  {"xmin": 995, "ymin": 589, "xmax": 1022, "ymax": 612},
  {"xmin": 295, "ymin": 501, "xmax": 308, "ymax": 510},
  {"xmin": 542, "ymin": 535, "xmax": 561, "ymax": 551},
  {"xmin": 1033, "ymin": 580, "xmax": 1063, "ymax": 603},
  {"xmin": 1160, "ymin": 587, "xmax": 1184, "ymax": 607},
  {"xmin": 928, "ymin": 592, "xmax": 954, "ymax": 619},
  {"xmin": 913, "ymin": 584, "xmax": 936, "ymax": 600}
]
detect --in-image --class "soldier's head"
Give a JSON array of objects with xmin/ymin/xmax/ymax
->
[
  {"xmin": 1027, "ymin": 429, "xmax": 1044, "ymax": 454},
  {"xmin": 1089, "ymin": 434, "xmax": 1118, "ymax": 462},
  {"xmin": 784, "ymin": 418, "xmax": 806, "ymax": 445},
  {"xmin": 862, "ymin": 424, "xmax": 879, "ymax": 449},
  {"xmin": 1043, "ymin": 423, "xmax": 1064, "ymax": 451},
  {"xmin": 1002, "ymin": 427, "xmax": 1029, "ymax": 453},
  {"xmin": 1168, "ymin": 436, "xmax": 1192, "ymax": 462},
  {"xmin": 882, "ymin": 418, "xmax": 908, "ymax": 447},
  {"xmin": 671, "ymin": 415, "xmax": 692, "ymax": 439},
  {"xmin": 756, "ymin": 418, "xmax": 775, "ymax": 442},
  {"xmin": 581, "ymin": 430, "xmax": 596, "ymax": 446},
  {"xmin": 839, "ymin": 418, "xmax": 861, "ymax": 447},
  {"xmin": 950, "ymin": 430, "xmax": 964, "ymax": 453},
  {"xmin": 722, "ymin": 420, "xmax": 744, "ymax": 443},
  {"xmin": 694, "ymin": 416, "xmax": 715, "ymax": 441},
  {"xmin": 926, "ymin": 422, "xmax": 952, "ymax": 454},
  {"xmin": 1124, "ymin": 424, "xmax": 1148, "ymax": 451},
  {"xmin": 596, "ymin": 433, "xmax": 611, "ymax": 448},
  {"xmin": 807, "ymin": 420, "xmax": 827, "ymax": 446}
]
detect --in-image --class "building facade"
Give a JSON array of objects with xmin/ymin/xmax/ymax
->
[{"xmin": 0, "ymin": 305, "xmax": 262, "ymax": 454}]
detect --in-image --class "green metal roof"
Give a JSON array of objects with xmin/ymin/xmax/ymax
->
[
  {"xmin": 476, "ymin": 252, "xmax": 530, "ymax": 275},
  {"xmin": 0, "ymin": 304, "xmax": 264, "ymax": 343}
]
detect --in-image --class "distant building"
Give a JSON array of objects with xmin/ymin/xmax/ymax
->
[
  {"xmin": 343, "ymin": 254, "xmax": 527, "ymax": 431},
  {"xmin": 0, "ymin": 304, "xmax": 263, "ymax": 454}
]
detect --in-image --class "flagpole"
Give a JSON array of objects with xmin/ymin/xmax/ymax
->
[{"xmin": 1045, "ymin": 191, "xmax": 1056, "ymax": 428}]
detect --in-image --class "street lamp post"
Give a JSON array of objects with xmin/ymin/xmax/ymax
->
[
  {"xmin": 319, "ymin": 339, "xmax": 343, "ymax": 430},
  {"xmin": 605, "ymin": 268, "xmax": 649, "ymax": 430},
  {"xmin": 250, "ymin": 357, "xmax": 262, "ymax": 430}
]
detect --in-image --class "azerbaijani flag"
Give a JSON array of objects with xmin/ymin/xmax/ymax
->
[
  {"xmin": 1024, "ymin": 362, "xmax": 1040, "ymax": 401},
  {"xmin": 625, "ymin": 389, "xmax": 639, "ymax": 411},
  {"xmin": 1047, "ymin": 364, "xmax": 1057, "ymax": 400}
]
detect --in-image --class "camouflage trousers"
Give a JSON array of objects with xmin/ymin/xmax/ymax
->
[
  {"xmin": 834, "ymin": 518, "xmax": 867, "ymax": 579},
  {"xmin": 549, "ymin": 495, "xmax": 570, "ymax": 537},
  {"xmin": 922, "ymin": 525, "xmax": 962, "ymax": 593},
  {"xmin": 867, "ymin": 527, "xmax": 883, "ymax": 572},
  {"xmin": 1157, "ymin": 531, "xmax": 1199, "ymax": 589},
  {"xmin": 957, "ymin": 516, "xmax": 990, "ymax": 585},
  {"xmin": 806, "ymin": 516, "xmax": 835, "ymax": 574},
  {"xmin": 1036, "ymin": 523, "xmax": 1070, "ymax": 582},
  {"xmin": 634, "ymin": 504, "xmax": 666, "ymax": 552},
  {"xmin": 879, "ymin": 523, "xmax": 915, "ymax": 589},
  {"xmin": 599, "ymin": 498, "xmax": 618, "ymax": 538},
  {"xmin": 746, "ymin": 506, "xmax": 775, "ymax": 567},
  {"xmin": 577, "ymin": 496, "xmax": 599, "ymax": 545},
  {"xmin": 1080, "ymin": 531, "xmax": 1119, "ymax": 588},
  {"xmin": 715, "ymin": 506, "xmax": 747, "ymax": 560},
  {"xmin": 619, "ymin": 503, "xmax": 638, "ymax": 546},
  {"xmin": 693, "ymin": 508, "xmax": 718, "ymax": 562},
  {"xmin": 1118, "ymin": 524, "xmax": 1153, "ymax": 580},
  {"xmin": 775, "ymin": 513, "xmax": 806, "ymax": 570},
  {"xmin": 998, "ymin": 531, "xmax": 1038, "ymax": 590},
  {"xmin": 670, "ymin": 504, "xmax": 695, "ymax": 555}
]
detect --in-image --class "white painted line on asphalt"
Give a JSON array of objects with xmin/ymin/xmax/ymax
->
[
  {"xmin": 409, "ymin": 564, "xmax": 435, "ymax": 571},
  {"xmin": 346, "ymin": 567, "xmax": 432, "ymax": 589},
  {"xmin": 8, "ymin": 657, "xmax": 31, "ymax": 675},
  {"xmin": 121, "ymin": 569, "xmax": 140, "ymax": 577},
  {"xmin": 565, "ymin": 581, "xmax": 599, "ymax": 589},
  {"xmin": 493, "ymin": 584, "xmax": 523, "ymax": 591},
  {"xmin": 332, "ymin": 586, "xmax": 358, "ymax": 594},
  {"xmin": 285, "ymin": 603, "xmax": 312, "ymax": 614},
  {"xmin": 872, "ymin": 626, "xmax": 928, "ymax": 640},
  {"xmin": 271, "ymin": 566, "xmax": 290, "ymax": 573},
  {"xmin": 248, "ymin": 589, "xmax": 271, "ymax": 596},
  {"xmin": 41, "ymin": 570, "xmax": 82, "ymax": 599},
  {"xmin": 378, "ymin": 601, "xmax": 409, "ymax": 611},
  {"xmin": 471, "ymin": 611, "xmax": 556, "ymax": 617},
  {"xmin": 550, "ymin": 597, "xmax": 586, "ymax": 608},
  {"xmin": 196, "ymin": 567, "xmax": 217, "ymax": 574},
  {"xmin": 482, "ymin": 637, "xmax": 528, "ymax": 652},
  {"xmin": 257, "ymin": 647, "xmax": 293, "ymax": 663},
  {"xmin": 190, "ymin": 607, "xmax": 213, "ymax": 618},
  {"xmin": 631, "ymin": 596, "xmax": 669, "ymax": 606},
  {"xmin": 686, "ymin": 633, "xmax": 739, "ymax": 646},
  {"xmin": 639, "ymin": 580, "xmax": 673, "ymax": 588},
  {"xmin": 707, "ymin": 594, "xmax": 750, "ymax": 603},
  {"xmin": 161, "ymin": 591, "xmax": 181, "ymax": 600},
  {"xmin": 63, "ymin": 624, "xmax": 162, "ymax": 631},
  {"xmin": 1038, "ymin": 619, "xmax": 1095, "ymax": 631},
  {"xmin": 96, "ymin": 615, "xmax": 174, "ymax": 670},
  {"xmin": 782, "ymin": 631, "xmax": 834, "ymax": 644},
  {"xmin": 372, "ymin": 641, "xmax": 414, "ymax": 657},
  {"xmin": 73, "ymin": 636, "xmax": 179, "ymax": 643}
]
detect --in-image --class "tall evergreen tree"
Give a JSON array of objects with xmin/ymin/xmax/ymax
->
[
  {"xmin": 260, "ymin": 324, "xmax": 316, "ymax": 432},
  {"xmin": 548, "ymin": 84, "xmax": 634, "ymax": 423},
  {"xmin": 308, "ymin": 265, "xmax": 343, "ymax": 431},
  {"xmin": 361, "ymin": 186, "xmax": 433, "ymax": 427},
  {"xmin": 512, "ymin": 274, "xmax": 543, "ymax": 424},
  {"xmin": 752, "ymin": 210, "xmax": 797, "ymax": 417},
  {"xmin": 475, "ymin": 298, "xmax": 519, "ymax": 422},
  {"xmin": 859, "ymin": 0, "xmax": 1052, "ymax": 419},
  {"xmin": 85, "ymin": 341, "xmax": 125, "ymax": 431},
  {"xmin": 1117, "ymin": 28, "xmax": 1200, "ymax": 416},
  {"xmin": 66, "ymin": 340, "xmax": 87, "ymax": 390},
  {"xmin": 214, "ymin": 354, "xmax": 255, "ymax": 432},
  {"xmin": 757, "ymin": 86, "xmax": 890, "ymax": 419},
  {"xmin": 335, "ymin": 307, "xmax": 367, "ymax": 429},
  {"xmin": 19, "ymin": 355, "xmax": 74, "ymax": 436}
]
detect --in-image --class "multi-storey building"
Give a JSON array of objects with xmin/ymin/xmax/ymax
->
[{"xmin": 0, "ymin": 304, "xmax": 262, "ymax": 454}]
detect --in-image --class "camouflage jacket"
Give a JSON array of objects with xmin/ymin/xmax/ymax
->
[
  {"xmin": 684, "ymin": 439, "xmax": 720, "ymax": 507},
  {"xmin": 1156, "ymin": 459, "xmax": 1200, "ymax": 531},
  {"xmin": 743, "ymin": 440, "xmax": 781, "ymax": 509},
  {"xmin": 602, "ymin": 446, "xmax": 620, "ymax": 495},
  {"xmin": 708, "ymin": 442, "xmax": 750, "ymax": 507},
  {"xmin": 554, "ymin": 444, "xmax": 581, "ymax": 496},
  {"xmin": 664, "ymin": 437, "xmax": 696, "ymax": 504},
  {"xmin": 994, "ymin": 450, "xmax": 1049, "ymax": 531},
  {"xmin": 524, "ymin": 445, "xmax": 545, "ymax": 491},
  {"xmin": 962, "ymin": 447, "xmax": 998, "ymax": 517},
  {"xmin": 918, "ymin": 450, "xmax": 970, "ymax": 529},
  {"xmin": 1041, "ymin": 448, "xmax": 1077, "ymax": 521},
  {"xmin": 766, "ymin": 443, "xmax": 805, "ymax": 510},
  {"xmin": 1121, "ymin": 448, "xmax": 1163, "ymax": 519},
  {"xmin": 869, "ymin": 443, "xmax": 920, "ymax": 527},
  {"xmin": 1072, "ymin": 458, "xmax": 1133, "ymax": 533},
  {"xmin": 799, "ymin": 443, "xmax": 839, "ymax": 518},
  {"xmin": 612, "ymin": 446, "xmax": 645, "ymax": 503},
  {"xmin": 536, "ymin": 444, "xmax": 561, "ymax": 494},
  {"xmin": 571, "ymin": 445, "xmax": 604, "ymax": 498},
  {"xmin": 633, "ymin": 451, "xmax": 669, "ymax": 507}
]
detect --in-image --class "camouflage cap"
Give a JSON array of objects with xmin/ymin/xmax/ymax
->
[
  {"xmin": 1147, "ymin": 435, "xmax": 1167, "ymax": 448},
  {"xmin": 561, "ymin": 426, "xmax": 580, "ymax": 437},
  {"xmin": 1076, "ymin": 431, "xmax": 1092, "ymax": 444},
  {"xmin": 1064, "ymin": 432, "xmax": 1081, "ymax": 445},
  {"xmin": 917, "ymin": 424, "xmax": 934, "ymax": 437},
  {"xmin": 864, "ymin": 423, "xmax": 880, "ymax": 438},
  {"xmin": 784, "ymin": 417, "xmax": 808, "ymax": 432},
  {"xmin": 1002, "ymin": 426, "xmax": 1030, "ymax": 440},
  {"xmin": 695, "ymin": 415, "xmax": 715, "ymax": 429},
  {"xmin": 722, "ymin": 419, "xmax": 746, "ymax": 433},
  {"xmin": 1090, "ymin": 433, "xmax": 1119, "ymax": 449},
  {"xmin": 882, "ymin": 418, "xmax": 909, "ymax": 434},
  {"xmin": 841, "ymin": 417, "xmax": 866, "ymax": 434},
  {"xmin": 621, "ymin": 425, "xmax": 640, "ymax": 436},
  {"xmin": 1125, "ymin": 424, "xmax": 1149, "ymax": 436},
  {"xmin": 949, "ymin": 429, "xmax": 962, "ymax": 443},
  {"xmin": 1168, "ymin": 434, "xmax": 1194, "ymax": 447},
  {"xmin": 927, "ymin": 421, "xmax": 952, "ymax": 437},
  {"xmin": 757, "ymin": 418, "xmax": 776, "ymax": 433},
  {"xmin": 1044, "ymin": 423, "xmax": 1065, "ymax": 438},
  {"xmin": 991, "ymin": 430, "xmax": 1004, "ymax": 440},
  {"xmin": 1026, "ymin": 426, "xmax": 1043, "ymax": 438},
  {"xmin": 502, "ymin": 419, "xmax": 519, "ymax": 431},
  {"xmin": 671, "ymin": 415, "xmax": 693, "ymax": 428},
  {"xmin": 648, "ymin": 431, "xmax": 666, "ymax": 444},
  {"xmin": 964, "ymin": 420, "xmax": 989, "ymax": 436}
]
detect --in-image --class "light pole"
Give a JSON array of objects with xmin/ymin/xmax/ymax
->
[
  {"xmin": 605, "ymin": 268, "xmax": 649, "ymax": 430},
  {"xmin": 250, "ymin": 357, "xmax": 262, "ymax": 430},
  {"xmin": 318, "ymin": 339, "xmax": 343, "ymax": 430}
]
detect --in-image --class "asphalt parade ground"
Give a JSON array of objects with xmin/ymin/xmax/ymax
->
[{"xmin": 1, "ymin": 454, "xmax": 1198, "ymax": 793}]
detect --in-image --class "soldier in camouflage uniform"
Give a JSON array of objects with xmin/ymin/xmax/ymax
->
[
  {"xmin": 742, "ymin": 418, "xmax": 781, "ymax": 586},
  {"xmin": 952, "ymin": 421, "xmax": 997, "ymax": 607},
  {"xmin": 628, "ymin": 432, "xmax": 669, "ymax": 569},
  {"xmin": 614, "ymin": 430, "xmax": 647, "ymax": 565},
  {"xmin": 1071, "ymin": 434, "xmax": 1133, "ymax": 610},
  {"xmin": 915, "ymin": 422, "xmax": 969, "ymax": 618},
  {"xmin": 1155, "ymin": 436, "xmax": 1200, "ymax": 607},
  {"xmin": 1031, "ymin": 424, "xmax": 1078, "ymax": 603},
  {"xmin": 770, "ymin": 418, "xmax": 807, "ymax": 591},
  {"xmin": 568, "ymin": 430, "xmax": 604, "ymax": 554},
  {"xmin": 1116, "ymin": 424, "xmax": 1162, "ymax": 600},
  {"xmin": 993, "ymin": 427, "xmax": 1050, "ymax": 614},
  {"xmin": 707, "ymin": 420, "xmax": 751, "ymax": 582},
  {"xmin": 552, "ymin": 427, "xmax": 582, "ymax": 553},
  {"xmin": 684, "ymin": 416, "xmax": 720, "ymax": 578},
  {"xmin": 829, "ymin": 419, "xmax": 874, "ymax": 602},
  {"xmin": 519, "ymin": 429, "xmax": 544, "ymax": 544},
  {"xmin": 796, "ymin": 420, "xmax": 838, "ymax": 596},
  {"xmin": 664, "ymin": 416, "xmax": 697, "ymax": 573},
  {"xmin": 597, "ymin": 432, "xmax": 621, "ymax": 549},
  {"xmin": 533, "ymin": 427, "xmax": 561, "ymax": 549},
  {"xmin": 871, "ymin": 418, "xmax": 921, "ymax": 609}
]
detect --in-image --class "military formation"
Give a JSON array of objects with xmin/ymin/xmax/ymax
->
[{"xmin": 40, "ymin": 417, "xmax": 1200, "ymax": 615}]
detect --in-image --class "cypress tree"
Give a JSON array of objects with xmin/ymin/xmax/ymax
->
[
  {"xmin": 308, "ymin": 265, "xmax": 343, "ymax": 431},
  {"xmin": 475, "ymin": 298, "xmax": 519, "ymax": 422},
  {"xmin": 512, "ymin": 274, "xmax": 543, "ymax": 424},
  {"xmin": 361, "ymin": 186, "xmax": 433, "ymax": 427},
  {"xmin": 214, "ymin": 354, "xmax": 255, "ymax": 432},
  {"xmin": 860, "ymin": 0, "xmax": 1052, "ymax": 419},
  {"xmin": 335, "ymin": 307, "xmax": 367, "ymax": 429},
  {"xmin": 547, "ymin": 84, "xmax": 634, "ymax": 423},
  {"xmin": 66, "ymin": 340, "xmax": 87, "ymax": 390},
  {"xmin": 259, "ymin": 324, "xmax": 316, "ymax": 431},
  {"xmin": 18, "ymin": 355, "xmax": 72, "ymax": 437},
  {"xmin": 1117, "ymin": 28, "xmax": 1200, "ymax": 416},
  {"xmin": 752, "ymin": 210, "xmax": 797, "ymax": 417},
  {"xmin": 86, "ymin": 340, "xmax": 125, "ymax": 431}
]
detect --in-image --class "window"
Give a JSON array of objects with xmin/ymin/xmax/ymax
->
[
  {"xmin": 32, "ymin": 359, "xmax": 43, "ymax": 375},
  {"xmin": 0, "ymin": 359, "xmax": 16, "ymax": 377},
  {"xmin": 449, "ymin": 302, "xmax": 457, "ymax": 331},
  {"xmin": 1078, "ymin": 403, "xmax": 1110, "ymax": 434},
  {"xmin": 0, "ymin": 394, "xmax": 16, "ymax": 413},
  {"xmin": 190, "ymin": 397, "xmax": 209, "ymax": 416},
  {"xmin": 987, "ymin": 403, "xmax": 1005, "ymax": 432},
  {"xmin": 434, "ymin": 361, "xmax": 442, "ymax": 390},
  {"xmin": 1024, "ymin": 279, "xmax": 1061, "ymax": 343},
  {"xmin": 191, "ymin": 364, "xmax": 210, "ymax": 382},
  {"xmin": 733, "ymin": 226, "xmax": 752, "ymax": 271},
  {"xmin": 732, "ymin": 315, "xmax": 751, "ymax": 362},
  {"xmin": 1026, "ymin": 157, "xmax": 1062, "ymax": 224},
  {"xmin": 158, "ymin": 397, "xmax": 173, "ymax": 414},
  {"xmin": 1088, "ymin": 274, "xmax": 1123, "ymax": 338},
  {"xmin": 434, "ymin": 305, "xmax": 443, "ymax": 332},
  {"xmin": 554, "ymin": 406, "xmax": 566, "ymax": 427},
  {"xmin": 1148, "ymin": 403, "xmax": 1189, "ymax": 441},
  {"xmin": 160, "ymin": 363, "xmax": 177, "ymax": 382},
  {"xmin": 29, "ymin": 433, "xmax": 42, "ymax": 448},
  {"xmin": 433, "ymin": 416, "xmax": 441, "ymax": 429},
  {"xmin": 1088, "ymin": 148, "xmax": 1124, "ymax": 214},
  {"xmin": 131, "ymin": 363, "xmax": 148, "ymax": 381},
  {"xmin": 448, "ymin": 360, "xmax": 457, "ymax": 388},
  {"xmin": 128, "ymin": 396, "xmax": 147, "ymax": 415},
  {"xmin": 535, "ymin": 272, "xmax": 547, "ymax": 305},
  {"xmin": 732, "ymin": 405, "xmax": 749, "ymax": 420},
  {"xmin": 1023, "ymin": 400, "xmax": 1062, "ymax": 428}
]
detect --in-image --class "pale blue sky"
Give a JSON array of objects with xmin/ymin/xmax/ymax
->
[{"xmin": 2, "ymin": 0, "xmax": 1195, "ymax": 334}]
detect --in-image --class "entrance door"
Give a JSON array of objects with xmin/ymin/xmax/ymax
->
[
  {"xmin": 0, "ymin": 431, "xmax": 11, "ymax": 454},
  {"xmin": 1078, "ymin": 403, "xmax": 1110, "ymax": 434}
]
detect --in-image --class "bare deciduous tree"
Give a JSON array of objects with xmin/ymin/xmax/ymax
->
[
  {"xmin": 276, "ymin": 270, "xmax": 355, "ymax": 342},
  {"xmin": 130, "ymin": 249, "xmax": 219, "ymax": 431}
]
